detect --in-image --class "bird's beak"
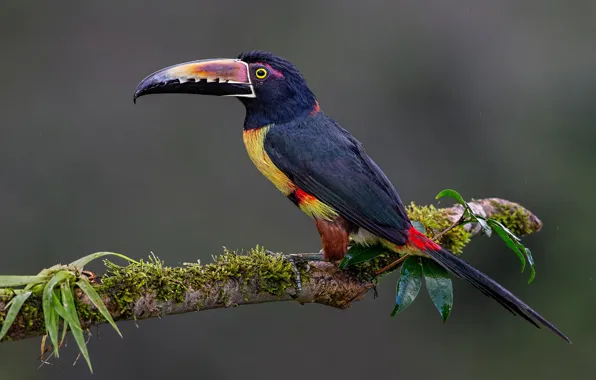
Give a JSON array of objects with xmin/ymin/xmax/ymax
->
[{"xmin": 133, "ymin": 58, "xmax": 255, "ymax": 103}]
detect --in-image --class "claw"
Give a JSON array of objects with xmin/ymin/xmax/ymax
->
[
  {"xmin": 265, "ymin": 250, "xmax": 304, "ymax": 295},
  {"xmin": 288, "ymin": 252, "xmax": 325, "ymax": 262},
  {"xmin": 264, "ymin": 251, "xmax": 327, "ymax": 295},
  {"xmin": 285, "ymin": 255, "xmax": 302, "ymax": 294}
]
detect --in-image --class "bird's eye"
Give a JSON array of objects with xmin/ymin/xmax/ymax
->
[{"xmin": 255, "ymin": 68, "xmax": 268, "ymax": 79}]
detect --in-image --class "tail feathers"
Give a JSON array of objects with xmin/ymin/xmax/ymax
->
[{"xmin": 424, "ymin": 245, "xmax": 571, "ymax": 343}]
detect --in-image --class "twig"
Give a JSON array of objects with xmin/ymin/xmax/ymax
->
[
  {"xmin": 375, "ymin": 255, "xmax": 409, "ymax": 276},
  {"xmin": 432, "ymin": 215, "xmax": 465, "ymax": 242}
]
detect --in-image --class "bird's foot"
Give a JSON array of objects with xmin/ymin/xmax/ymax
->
[
  {"xmin": 265, "ymin": 250, "xmax": 321, "ymax": 295},
  {"xmin": 287, "ymin": 251, "xmax": 325, "ymax": 262}
]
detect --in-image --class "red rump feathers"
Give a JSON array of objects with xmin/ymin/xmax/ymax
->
[{"xmin": 407, "ymin": 225, "xmax": 441, "ymax": 252}]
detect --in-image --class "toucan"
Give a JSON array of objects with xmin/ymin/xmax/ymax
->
[{"xmin": 133, "ymin": 50, "xmax": 569, "ymax": 342}]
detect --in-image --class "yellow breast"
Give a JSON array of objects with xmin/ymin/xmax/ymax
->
[
  {"xmin": 243, "ymin": 126, "xmax": 295, "ymax": 196},
  {"xmin": 242, "ymin": 126, "xmax": 339, "ymax": 221}
]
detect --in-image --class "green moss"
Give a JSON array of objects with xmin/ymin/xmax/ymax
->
[
  {"xmin": 19, "ymin": 304, "xmax": 39, "ymax": 328},
  {"xmin": 406, "ymin": 202, "xmax": 470, "ymax": 254},
  {"xmin": 7, "ymin": 295, "xmax": 45, "ymax": 337},
  {"xmin": 75, "ymin": 298, "xmax": 104, "ymax": 323},
  {"xmin": 345, "ymin": 253, "xmax": 391, "ymax": 281},
  {"xmin": 98, "ymin": 246, "xmax": 301, "ymax": 316},
  {"xmin": 489, "ymin": 200, "xmax": 534, "ymax": 236}
]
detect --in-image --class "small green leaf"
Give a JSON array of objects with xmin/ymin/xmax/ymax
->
[
  {"xmin": 43, "ymin": 271, "xmax": 71, "ymax": 357},
  {"xmin": 436, "ymin": 189, "xmax": 467, "ymax": 207},
  {"xmin": 411, "ymin": 221, "xmax": 426, "ymax": 234},
  {"xmin": 391, "ymin": 256, "xmax": 422, "ymax": 316},
  {"xmin": 525, "ymin": 248, "xmax": 536, "ymax": 283},
  {"xmin": 0, "ymin": 291, "xmax": 32, "ymax": 341},
  {"xmin": 0, "ymin": 275, "xmax": 48, "ymax": 288},
  {"xmin": 70, "ymin": 252, "xmax": 137, "ymax": 272},
  {"xmin": 57, "ymin": 281, "xmax": 93, "ymax": 373},
  {"xmin": 487, "ymin": 219, "xmax": 536, "ymax": 283},
  {"xmin": 339, "ymin": 244, "xmax": 387, "ymax": 269},
  {"xmin": 59, "ymin": 320, "xmax": 69, "ymax": 347},
  {"xmin": 476, "ymin": 217, "xmax": 492, "ymax": 237},
  {"xmin": 421, "ymin": 258, "xmax": 453, "ymax": 322},
  {"xmin": 488, "ymin": 220, "xmax": 526, "ymax": 272},
  {"xmin": 58, "ymin": 282, "xmax": 71, "ymax": 347},
  {"xmin": 76, "ymin": 277, "xmax": 122, "ymax": 337}
]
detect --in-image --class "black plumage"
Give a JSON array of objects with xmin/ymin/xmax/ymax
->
[{"xmin": 265, "ymin": 112, "xmax": 410, "ymax": 245}]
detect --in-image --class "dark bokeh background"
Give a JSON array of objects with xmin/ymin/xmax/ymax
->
[{"xmin": 1, "ymin": 1, "xmax": 594, "ymax": 379}]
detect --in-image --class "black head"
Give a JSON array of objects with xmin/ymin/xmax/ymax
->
[
  {"xmin": 133, "ymin": 51, "xmax": 317, "ymax": 129},
  {"xmin": 236, "ymin": 51, "xmax": 317, "ymax": 128}
]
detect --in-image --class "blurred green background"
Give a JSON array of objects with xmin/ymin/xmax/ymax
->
[{"xmin": 1, "ymin": 1, "xmax": 594, "ymax": 379}]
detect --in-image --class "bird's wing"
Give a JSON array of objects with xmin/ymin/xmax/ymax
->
[{"xmin": 264, "ymin": 116, "xmax": 411, "ymax": 245}]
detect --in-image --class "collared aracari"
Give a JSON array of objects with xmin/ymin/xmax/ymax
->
[{"xmin": 133, "ymin": 50, "xmax": 569, "ymax": 342}]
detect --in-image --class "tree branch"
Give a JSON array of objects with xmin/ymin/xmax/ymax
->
[{"xmin": 0, "ymin": 198, "xmax": 542, "ymax": 343}]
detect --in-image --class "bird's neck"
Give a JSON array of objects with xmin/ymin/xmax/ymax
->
[{"xmin": 240, "ymin": 98, "xmax": 319, "ymax": 130}]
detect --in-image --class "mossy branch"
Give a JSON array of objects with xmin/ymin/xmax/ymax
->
[{"xmin": 0, "ymin": 197, "xmax": 541, "ymax": 343}]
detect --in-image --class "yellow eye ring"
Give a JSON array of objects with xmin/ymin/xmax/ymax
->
[{"xmin": 255, "ymin": 68, "xmax": 268, "ymax": 79}]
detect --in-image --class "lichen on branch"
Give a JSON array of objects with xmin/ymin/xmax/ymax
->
[{"xmin": 0, "ymin": 197, "xmax": 542, "ymax": 343}]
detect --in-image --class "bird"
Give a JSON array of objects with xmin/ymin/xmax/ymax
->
[{"xmin": 133, "ymin": 50, "xmax": 570, "ymax": 343}]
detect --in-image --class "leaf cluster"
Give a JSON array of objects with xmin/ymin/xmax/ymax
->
[
  {"xmin": 0, "ymin": 252, "xmax": 135, "ymax": 372},
  {"xmin": 436, "ymin": 189, "xmax": 536, "ymax": 283}
]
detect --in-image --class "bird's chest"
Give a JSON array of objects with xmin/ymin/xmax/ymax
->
[
  {"xmin": 242, "ymin": 126, "xmax": 339, "ymax": 221},
  {"xmin": 243, "ymin": 126, "xmax": 295, "ymax": 195}
]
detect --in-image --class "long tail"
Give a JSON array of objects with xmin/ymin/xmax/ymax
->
[{"xmin": 406, "ymin": 226, "xmax": 571, "ymax": 343}]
